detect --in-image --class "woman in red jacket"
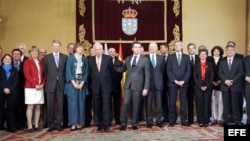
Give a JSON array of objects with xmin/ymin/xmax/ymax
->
[{"xmin": 23, "ymin": 46, "xmax": 45, "ymax": 132}]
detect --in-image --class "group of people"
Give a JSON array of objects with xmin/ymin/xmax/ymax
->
[{"xmin": 0, "ymin": 39, "xmax": 249, "ymax": 134}]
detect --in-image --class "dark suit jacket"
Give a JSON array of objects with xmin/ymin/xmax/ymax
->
[
  {"xmin": 21, "ymin": 55, "xmax": 29, "ymax": 62},
  {"xmin": 218, "ymin": 57, "xmax": 244, "ymax": 92},
  {"xmin": 0, "ymin": 65, "xmax": 19, "ymax": 95},
  {"xmin": 123, "ymin": 55, "xmax": 150, "ymax": 91},
  {"xmin": 162, "ymin": 54, "xmax": 169, "ymax": 91},
  {"xmin": 189, "ymin": 54, "xmax": 200, "ymax": 87},
  {"xmin": 44, "ymin": 53, "xmax": 67, "ymax": 93},
  {"xmin": 167, "ymin": 53, "xmax": 191, "ymax": 87},
  {"xmin": 244, "ymin": 55, "xmax": 250, "ymax": 93},
  {"xmin": 147, "ymin": 54, "xmax": 165, "ymax": 91},
  {"xmin": 112, "ymin": 57, "xmax": 123, "ymax": 92},
  {"xmin": 211, "ymin": 56, "xmax": 223, "ymax": 90},
  {"xmin": 88, "ymin": 55, "xmax": 113, "ymax": 94},
  {"xmin": 15, "ymin": 60, "xmax": 26, "ymax": 94},
  {"xmin": 193, "ymin": 62, "xmax": 214, "ymax": 90},
  {"xmin": 235, "ymin": 53, "xmax": 244, "ymax": 60}
]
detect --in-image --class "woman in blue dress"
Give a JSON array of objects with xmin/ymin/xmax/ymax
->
[{"xmin": 64, "ymin": 43, "xmax": 89, "ymax": 131}]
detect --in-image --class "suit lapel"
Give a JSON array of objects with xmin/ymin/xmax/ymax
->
[
  {"xmin": 155, "ymin": 55, "xmax": 161, "ymax": 69},
  {"xmin": 127, "ymin": 56, "xmax": 133, "ymax": 70},
  {"xmin": 100, "ymin": 56, "xmax": 105, "ymax": 72},
  {"xmin": 135, "ymin": 55, "xmax": 143, "ymax": 69},
  {"xmin": 248, "ymin": 56, "xmax": 250, "ymax": 65},
  {"xmin": 51, "ymin": 54, "xmax": 58, "ymax": 69},
  {"xmin": 93, "ymin": 57, "xmax": 99, "ymax": 72}
]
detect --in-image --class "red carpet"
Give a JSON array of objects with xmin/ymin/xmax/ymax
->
[{"xmin": 0, "ymin": 122, "xmax": 223, "ymax": 141}]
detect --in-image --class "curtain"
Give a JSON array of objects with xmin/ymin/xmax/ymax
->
[{"xmin": 76, "ymin": 0, "xmax": 182, "ymax": 57}]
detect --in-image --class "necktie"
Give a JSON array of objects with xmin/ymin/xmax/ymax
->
[
  {"xmin": 228, "ymin": 59, "xmax": 232, "ymax": 71},
  {"xmin": 55, "ymin": 54, "xmax": 59, "ymax": 68},
  {"xmin": 151, "ymin": 55, "xmax": 156, "ymax": 68},
  {"xmin": 190, "ymin": 55, "xmax": 194, "ymax": 65},
  {"xmin": 14, "ymin": 62, "xmax": 19, "ymax": 71},
  {"xmin": 177, "ymin": 54, "xmax": 181, "ymax": 66},
  {"xmin": 97, "ymin": 57, "xmax": 101, "ymax": 72},
  {"xmin": 132, "ymin": 56, "xmax": 137, "ymax": 69}
]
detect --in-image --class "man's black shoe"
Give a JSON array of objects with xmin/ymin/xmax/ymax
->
[
  {"xmin": 168, "ymin": 123, "xmax": 174, "ymax": 127},
  {"xmin": 120, "ymin": 126, "xmax": 126, "ymax": 131},
  {"xmin": 47, "ymin": 127, "xmax": 54, "ymax": 132},
  {"xmin": 132, "ymin": 126, "xmax": 138, "ymax": 130},
  {"xmin": 156, "ymin": 123, "xmax": 163, "ymax": 128},
  {"xmin": 97, "ymin": 126, "xmax": 103, "ymax": 131},
  {"xmin": 161, "ymin": 119, "xmax": 169, "ymax": 123},
  {"xmin": 147, "ymin": 124, "xmax": 152, "ymax": 128},
  {"xmin": 181, "ymin": 122, "xmax": 191, "ymax": 126},
  {"xmin": 83, "ymin": 124, "xmax": 91, "ymax": 128},
  {"xmin": 104, "ymin": 127, "xmax": 110, "ymax": 132},
  {"xmin": 56, "ymin": 126, "xmax": 63, "ymax": 131}
]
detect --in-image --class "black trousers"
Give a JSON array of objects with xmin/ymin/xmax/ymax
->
[
  {"xmin": 46, "ymin": 82, "xmax": 64, "ymax": 128},
  {"xmin": 110, "ymin": 91, "xmax": 121, "ymax": 123},
  {"xmin": 0, "ymin": 93, "xmax": 16, "ymax": 130},
  {"xmin": 93, "ymin": 88, "xmax": 111, "ymax": 128},
  {"xmin": 222, "ymin": 91, "xmax": 241, "ymax": 124},
  {"xmin": 195, "ymin": 88, "xmax": 212, "ymax": 124},
  {"xmin": 187, "ymin": 86, "xmax": 195, "ymax": 123},
  {"xmin": 84, "ymin": 91, "xmax": 93, "ymax": 125},
  {"xmin": 168, "ymin": 87, "xmax": 188, "ymax": 124}
]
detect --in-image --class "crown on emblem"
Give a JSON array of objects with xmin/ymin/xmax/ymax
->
[{"xmin": 122, "ymin": 7, "xmax": 138, "ymax": 18}]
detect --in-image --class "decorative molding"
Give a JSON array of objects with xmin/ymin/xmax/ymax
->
[
  {"xmin": 169, "ymin": 24, "xmax": 180, "ymax": 54},
  {"xmin": 78, "ymin": 0, "xmax": 86, "ymax": 17},
  {"xmin": 171, "ymin": 0, "xmax": 180, "ymax": 17},
  {"xmin": 78, "ymin": 0, "xmax": 91, "ymax": 56}
]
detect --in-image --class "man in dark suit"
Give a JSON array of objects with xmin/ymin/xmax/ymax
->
[
  {"xmin": 146, "ymin": 42, "xmax": 165, "ymax": 128},
  {"xmin": 16, "ymin": 43, "xmax": 29, "ymax": 61},
  {"xmin": 167, "ymin": 41, "xmax": 191, "ymax": 127},
  {"xmin": 187, "ymin": 43, "xmax": 199, "ymax": 124},
  {"xmin": 88, "ymin": 42, "xmax": 113, "ymax": 132},
  {"xmin": 159, "ymin": 43, "xmax": 170, "ymax": 123},
  {"xmin": 108, "ymin": 47, "xmax": 123, "ymax": 125},
  {"xmin": 84, "ymin": 47, "xmax": 95, "ymax": 128},
  {"xmin": 138, "ymin": 46, "xmax": 146, "ymax": 122},
  {"xmin": 218, "ymin": 44, "xmax": 244, "ymax": 125},
  {"xmin": 244, "ymin": 44, "xmax": 250, "ymax": 125},
  {"xmin": 44, "ymin": 40, "xmax": 68, "ymax": 132},
  {"xmin": 119, "ymin": 41, "xmax": 150, "ymax": 131},
  {"xmin": 12, "ymin": 48, "xmax": 27, "ymax": 130},
  {"xmin": 226, "ymin": 41, "xmax": 244, "ymax": 123}
]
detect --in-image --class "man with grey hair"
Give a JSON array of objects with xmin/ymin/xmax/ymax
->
[
  {"xmin": 44, "ymin": 40, "xmax": 68, "ymax": 132},
  {"xmin": 16, "ymin": 43, "xmax": 29, "ymax": 62},
  {"xmin": 88, "ymin": 42, "xmax": 113, "ymax": 132},
  {"xmin": 146, "ymin": 42, "xmax": 165, "ymax": 128}
]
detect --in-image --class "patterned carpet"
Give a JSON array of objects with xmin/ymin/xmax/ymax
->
[{"xmin": 0, "ymin": 122, "xmax": 223, "ymax": 141}]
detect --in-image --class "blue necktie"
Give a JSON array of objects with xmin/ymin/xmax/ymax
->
[
  {"xmin": 132, "ymin": 56, "xmax": 137, "ymax": 69},
  {"xmin": 228, "ymin": 59, "xmax": 232, "ymax": 71},
  {"xmin": 55, "ymin": 54, "xmax": 59, "ymax": 68},
  {"xmin": 151, "ymin": 55, "xmax": 156, "ymax": 68}
]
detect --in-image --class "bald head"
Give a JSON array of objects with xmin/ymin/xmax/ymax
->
[{"xmin": 108, "ymin": 47, "xmax": 116, "ymax": 58}]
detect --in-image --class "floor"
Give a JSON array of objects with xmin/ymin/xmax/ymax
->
[{"xmin": 0, "ymin": 121, "xmax": 224, "ymax": 141}]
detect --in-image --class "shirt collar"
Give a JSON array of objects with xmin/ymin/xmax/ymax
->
[{"xmin": 53, "ymin": 52, "xmax": 59, "ymax": 56}]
